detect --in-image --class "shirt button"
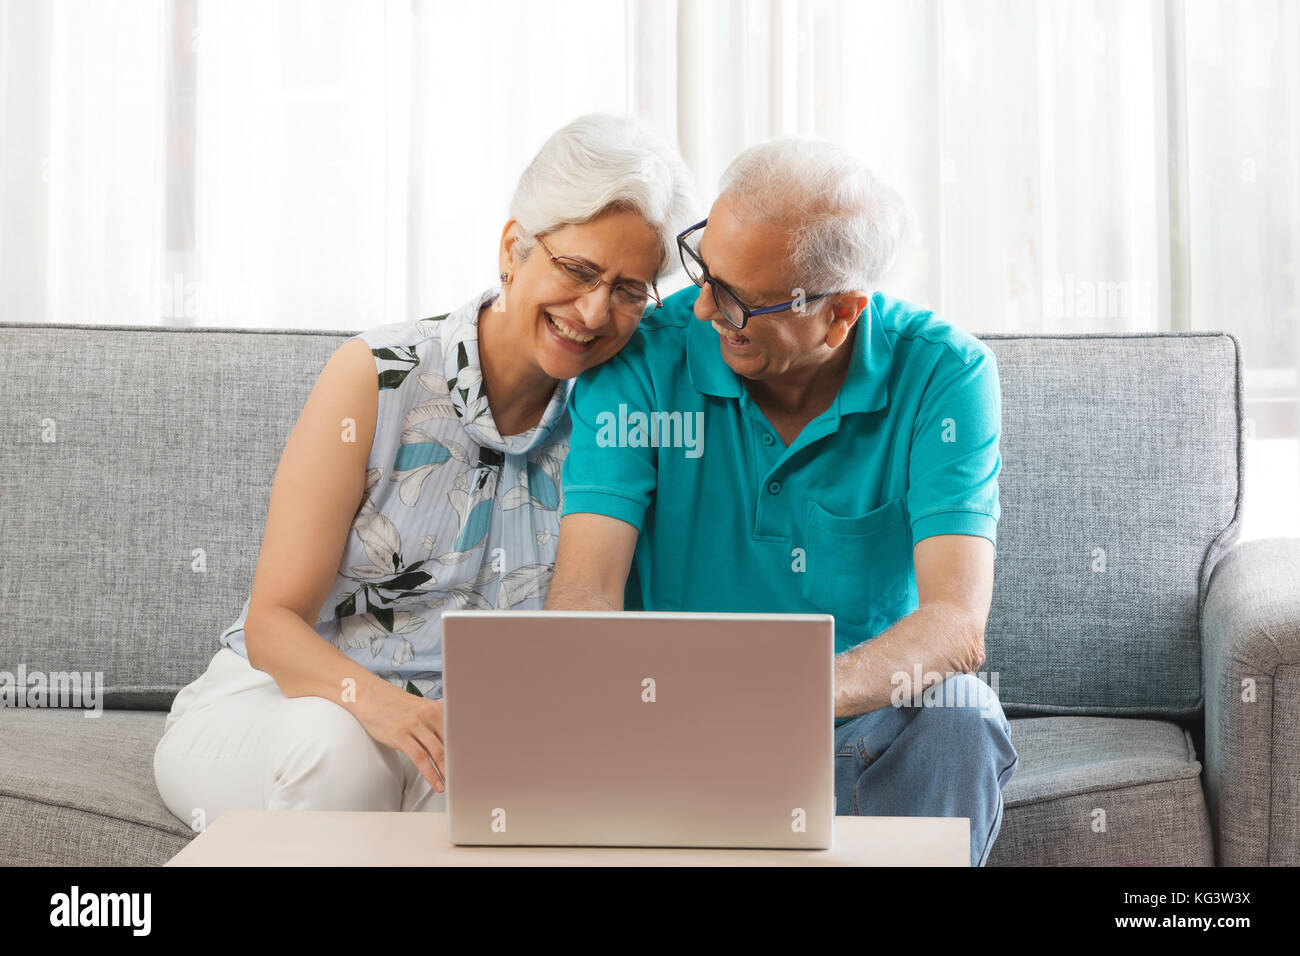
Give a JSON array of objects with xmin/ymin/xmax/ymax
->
[
  {"xmin": 761, "ymin": 433, "xmax": 776, "ymax": 446},
  {"xmin": 768, "ymin": 480, "xmax": 782, "ymax": 495}
]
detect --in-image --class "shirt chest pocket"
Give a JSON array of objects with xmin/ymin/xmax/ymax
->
[{"xmin": 799, "ymin": 498, "xmax": 912, "ymax": 628}]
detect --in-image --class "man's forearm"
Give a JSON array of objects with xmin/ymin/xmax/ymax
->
[
  {"xmin": 833, "ymin": 602, "xmax": 985, "ymax": 718},
  {"xmin": 544, "ymin": 580, "xmax": 621, "ymax": 611}
]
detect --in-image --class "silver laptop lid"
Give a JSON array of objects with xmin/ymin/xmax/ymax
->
[{"xmin": 443, "ymin": 610, "xmax": 834, "ymax": 849}]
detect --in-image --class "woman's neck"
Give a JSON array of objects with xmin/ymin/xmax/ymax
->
[{"xmin": 476, "ymin": 299, "xmax": 558, "ymax": 437}]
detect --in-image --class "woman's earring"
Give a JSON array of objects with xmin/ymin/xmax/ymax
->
[{"xmin": 492, "ymin": 273, "xmax": 510, "ymax": 313}]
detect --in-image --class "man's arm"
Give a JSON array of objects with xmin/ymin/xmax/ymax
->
[
  {"xmin": 549, "ymin": 319, "xmax": 659, "ymax": 611},
  {"xmin": 833, "ymin": 533, "xmax": 994, "ymax": 718},
  {"xmin": 545, "ymin": 512, "xmax": 640, "ymax": 610}
]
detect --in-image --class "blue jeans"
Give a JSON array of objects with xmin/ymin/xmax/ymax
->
[{"xmin": 833, "ymin": 672, "xmax": 1018, "ymax": 866}]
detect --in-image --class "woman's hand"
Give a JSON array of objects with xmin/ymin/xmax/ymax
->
[{"xmin": 354, "ymin": 681, "xmax": 447, "ymax": 793}]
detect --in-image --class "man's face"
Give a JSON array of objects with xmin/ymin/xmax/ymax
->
[{"xmin": 691, "ymin": 194, "xmax": 847, "ymax": 382}]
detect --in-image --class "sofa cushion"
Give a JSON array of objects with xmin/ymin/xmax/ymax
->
[
  {"xmin": 989, "ymin": 715, "xmax": 1214, "ymax": 865},
  {"xmin": 0, "ymin": 708, "xmax": 194, "ymax": 865},
  {"xmin": 6, "ymin": 708, "xmax": 1214, "ymax": 867},
  {"xmin": 978, "ymin": 332, "xmax": 1241, "ymax": 718}
]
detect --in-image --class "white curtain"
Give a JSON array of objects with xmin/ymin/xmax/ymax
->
[
  {"xmin": 0, "ymin": 0, "xmax": 168, "ymax": 325},
  {"xmin": 1, "ymin": 0, "xmax": 1297, "ymax": 533},
  {"xmin": 2, "ymin": 0, "xmax": 1296, "ymax": 334}
]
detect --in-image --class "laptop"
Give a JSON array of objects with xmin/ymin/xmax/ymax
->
[{"xmin": 441, "ymin": 610, "xmax": 834, "ymax": 849}]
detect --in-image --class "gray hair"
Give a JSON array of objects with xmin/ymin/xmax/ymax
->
[
  {"xmin": 508, "ymin": 113, "xmax": 698, "ymax": 281},
  {"xmin": 717, "ymin": 136, "xmax": 913, "ymax": 295}
]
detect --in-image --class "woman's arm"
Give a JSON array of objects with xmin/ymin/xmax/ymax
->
[{"xmin": 242, "ymin": 337, "xmax": 446, "ymax": 792}]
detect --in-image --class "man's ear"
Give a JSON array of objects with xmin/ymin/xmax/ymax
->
[{"xmin": 825, "ymin": 292, "xmax": 869, "ymax": 348}]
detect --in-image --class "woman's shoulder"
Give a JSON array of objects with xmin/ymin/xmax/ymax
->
[
  {"xmin": 350, "ymin": 313, "xmax": 449, "ymax": 355},
  {"xmin": 345, "ymin": 290, "xmax": 494, "ymax": 394}
]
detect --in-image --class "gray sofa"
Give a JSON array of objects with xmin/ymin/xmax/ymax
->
[{"xmin": 2, "ymin": 319, "xmax": 1297, "ymax": 866}]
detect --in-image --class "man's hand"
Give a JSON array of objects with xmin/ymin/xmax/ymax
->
[{"xmin": 833, "ymin": 534, "xmax": 994, "ymax": 717}]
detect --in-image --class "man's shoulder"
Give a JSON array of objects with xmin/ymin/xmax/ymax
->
[
  {"xmin": 593, "ymin": 285, "xmax": 699, "ymax": 374},
  {"xmin": 872, "ymin": 291, "xmax": 994, "ymax": 370},
  {"xmin": 632, "ymin": 284, "xmax": 699, "ymax": 345}
]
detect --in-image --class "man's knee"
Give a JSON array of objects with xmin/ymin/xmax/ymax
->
[
  {"xmin": 912, "ymin": 673, "xmax": 1016, "ymax": 771},
  {"xmin": 914, "ymin": 674, "xmax": 1017, "ymax": 866}
]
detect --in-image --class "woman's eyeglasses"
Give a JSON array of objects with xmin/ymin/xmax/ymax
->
[{"xmin": 535, "ymin": 234, "xmax": 661, "ymax": 316}]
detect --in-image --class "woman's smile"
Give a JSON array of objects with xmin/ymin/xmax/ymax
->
[{"xmin": 543, "ymin": 310, "xmax": 599, "ymax": 350}]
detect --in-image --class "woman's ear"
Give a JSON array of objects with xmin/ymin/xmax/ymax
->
[{"xmin": 498, "ymin": 220, "xmax": 522, "ymax": 280}]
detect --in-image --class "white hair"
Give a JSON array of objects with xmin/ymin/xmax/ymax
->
[
  {"xmin": 508, "ymin": 113, "xmax": 698, "ymax": 281},
  {"xmin": 717, "ymin": 136, "xmax": 913, "ymax": 295}
]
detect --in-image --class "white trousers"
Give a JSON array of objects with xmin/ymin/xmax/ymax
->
[{"xmin": 153, "ymin": 647, "xmax": 443, "ymax": 830}]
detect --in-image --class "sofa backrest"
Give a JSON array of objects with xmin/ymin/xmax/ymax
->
[
  {"xmin": 0, "ymin": 322, "xmax": 349, "ymax": 709},
  {"xmin": 977, "ymin": 331, "xmax": 1243, "ymax": 720},
  {"xmin": 0, "ymin": 322, "xmax": 1242, "ymax": 716}
]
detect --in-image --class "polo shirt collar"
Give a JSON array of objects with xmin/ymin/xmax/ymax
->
[
  {"xmin": 686, "ymin": 310, "xmax": 743, "ymax": 398},
  {"xmin": 837, "ymin": 296, "xmax": 893, "ymax": 414},
  {"xmin": 686, "ymin": 295, "xmax": 893, "ymax": 414}
]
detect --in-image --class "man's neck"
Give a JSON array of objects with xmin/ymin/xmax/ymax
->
[
  {"xmin": 744, "ymin": 328, "xmax": 855, "ymax": 425},
  {"xmin": 476, "ymin": 301, "xmax": 557, "ymax": 437}
]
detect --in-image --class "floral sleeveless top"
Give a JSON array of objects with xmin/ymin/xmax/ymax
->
[{"xmin": 218, "ymin": 288, "xmax": 572, "ymax": 698}]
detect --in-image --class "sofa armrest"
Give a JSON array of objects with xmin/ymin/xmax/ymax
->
[{"xmin": 1201, "ymin": 536, "xmax": 1300, "ymax": 865}]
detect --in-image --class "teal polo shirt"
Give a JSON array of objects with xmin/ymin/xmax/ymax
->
[{"xmin": 560, "ymin": 285, "xmax": 1001, "ymax": 662}]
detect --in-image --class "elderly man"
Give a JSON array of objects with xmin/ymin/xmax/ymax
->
[{"xmin": 544, "ymin": 136, "xmax": 1018, "ymax": 867}]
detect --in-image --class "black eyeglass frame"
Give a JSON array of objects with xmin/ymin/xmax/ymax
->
[{"xmin": 676, "ymin": 218, "xmax": 837, "ymax": 330}]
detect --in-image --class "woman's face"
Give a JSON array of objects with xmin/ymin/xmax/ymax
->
[{"xmin": 501, "ymin": 207, "xmax": 662, "ymax": 381}]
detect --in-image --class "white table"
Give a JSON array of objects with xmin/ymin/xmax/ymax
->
[{"xmin": 166, "ymin": 810, "xmax": 969, "ymax": 866}]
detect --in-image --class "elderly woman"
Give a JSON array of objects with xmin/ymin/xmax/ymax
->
[{"xmin": 153, "ymin": 114, "xmax": 696, "ymax": 822}]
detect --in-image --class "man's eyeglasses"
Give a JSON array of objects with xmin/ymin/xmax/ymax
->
[
  {"xmin": 677, "ymin": 219, "xmax": 835, "ymax": 331},
  {"xmin": 535, "ymin": 234, "xmax": 661, "ymax": 316}
]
